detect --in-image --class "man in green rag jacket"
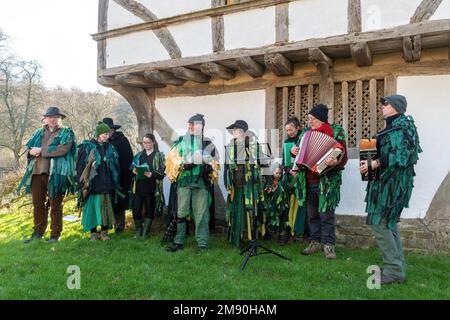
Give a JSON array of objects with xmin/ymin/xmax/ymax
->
[
  {"xmin": 18, "ymin": 107, "xmax": 77, "ymax": 244},
  {"xmin": 166, "ymin": 114, "xmax": 217, "ymax": 253},
  {"xmin": 360, "ymin": 94, "xmax": 422, "ymax": 285}
]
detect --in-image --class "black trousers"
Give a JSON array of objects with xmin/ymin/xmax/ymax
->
[
  {"xmin": 306, "ymin": 184, "xmax": 336, "ymax": 245},
  {"xmin": 132, "ymin": 193, "xmax": 156, "ymax": 221}
]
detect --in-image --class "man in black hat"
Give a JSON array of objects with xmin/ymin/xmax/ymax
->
[
  {"xmin": 294, "ymin": 104, "xmax": 348, "ymax": 259},
  {"xmin": 18, "ymin": 107, "xmax": 77, "ymax": 243},
  {"xmin": 166, "ymin": 114, "xmax": 218, "ymax": 253},
  {"xmin": 102, "ymin": 117, "xmax": 133, "ymax": 235},
  {"xmin": 360, "ymin": 94, "xmax": 421, "ymax": 285}
]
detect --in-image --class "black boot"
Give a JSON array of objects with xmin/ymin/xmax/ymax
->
[
  {"xmin": 142, "ymin": 218, "xmax": 153, "ymax": 240},
  {"xmin": 133, "ymin": 220, "xmax": 143, "ymax": 240},
  {"xmin": 24, "ymin": 232, "xmax": 43, "ymax": 244}
]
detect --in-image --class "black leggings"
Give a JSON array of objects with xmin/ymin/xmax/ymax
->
[{"xmin": 132, "ymin": 194, "xmax": 156, "ymax": 221}]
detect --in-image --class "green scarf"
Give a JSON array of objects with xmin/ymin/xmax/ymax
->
[
  {"xmin": 365, "ymin": 114, "xmax": 422, "ymax": 229},
  {"xmin": 130, "ymin": 150, "xmax": 166, "ymax": 216},
  {"xmin": 293, "ymin": 124, "xmax": 346, "ymax": 213},
  {"xmin": 77, "ymin": 139, "xmax": 121, "ymax": 202},
  {"xmin": 17, "ymin": 126, "xmax": 77, "ymax": 197}
]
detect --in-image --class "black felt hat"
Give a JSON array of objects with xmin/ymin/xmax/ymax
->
[
  {"xmin": 42, "ymin": 106, "xmax": 66, "ymax": 119},
  {"xmin": 226, "ymin": 120, "xmax": 249, "ymax": 132},
  {"xmin": 102, "ymin": 117, "xmax": 121, "ymax": 129}
]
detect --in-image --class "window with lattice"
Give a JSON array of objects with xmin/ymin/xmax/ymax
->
[{"xmin": 275, "ymin": 78, "xmax": 386, "ymax": 158}]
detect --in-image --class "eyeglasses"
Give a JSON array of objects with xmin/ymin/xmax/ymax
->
[{"xmin": 142, "ymin": 141, "xmax": 152, "ymax": 145}]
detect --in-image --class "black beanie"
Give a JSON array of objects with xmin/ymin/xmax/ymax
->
[
  {"xmin": 309, "ymin": 104, "xmax": 328, "ymax": 123},
  {"xmin": 188, "ymin": 113, "xmax": 205, "ymax": 126}
]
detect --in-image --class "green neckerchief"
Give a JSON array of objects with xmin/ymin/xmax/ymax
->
[
  {"xmin": 177, "ymin": 134, "xmax": 202, "ymax": 179},
  {"xmin": 293, "ymin": 124, "xmax": 346, "ymax": 213},
  {"xmin": 17, "ymin": 126, "xmax": 77, "ymax": 197},
  {"xmin": 365, "ymin": 114, "xmax": 422, "ymax": 229}
]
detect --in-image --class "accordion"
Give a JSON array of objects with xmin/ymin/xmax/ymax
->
[
  {"xmin": 293, "ymin": 130, "xmax": 344, "ymax": 175},
  {"xmin": 359, "ymin": 139, "xmax": 378, "ymax": 181}
]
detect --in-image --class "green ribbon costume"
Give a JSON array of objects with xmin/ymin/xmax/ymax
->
[
  {"xmin": 365, "ymin": 114, "xmax": 422, "ymax": 229},
  {"xmin": 225, "ymin": 135, "xmax": 266, "ymax": 247},
  {"xmin": 130, "ymin": 150, "xmax": 166, "ymax": 216},
  {"xmin": 293, "ymin": 124, "xmax": 346, "ymax": 213},
  {"xmin": 77, "ymin": 140, "xmax": 121, "ymax": 232},
  {"xmin": 264, "ymin": 179, "xmax": 288, "ymax": 233},
  {"xmin": 17, "ymin": 126, "xmax": 77, "ymax": 197}
]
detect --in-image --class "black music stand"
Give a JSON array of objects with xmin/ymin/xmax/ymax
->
[{"xmin": 225, "ymin": 137, "xmax": 291, "ymax": 271}]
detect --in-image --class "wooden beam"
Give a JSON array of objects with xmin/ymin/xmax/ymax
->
[
  {"xmin": 97, "ymin": 75, "xmax": 118, "ymax": 87},
  {"xmin": 265, "ymin": 87, "xmax": 277, "ymax": 155},
  {"xmin": 369, "ymin": 79, "xmax": 377, "ymax": 138},
  {"xmin": 171, "ymin": 67, "xmax": 211, "ymax": 83},
  {"xmin": 97, "ymin": 0, "xmax": 109, "ymax": 72},
  {"xmin": 113, "ymin": 0, "xmax": 182, "ymax": 59},
  {"xmin": 307, "ymin": 85, "xmax": 314, "ymax": 111},
  {"xmin": 236, "ymin": 56, "xmax": 265, "ymax": 78},
  {"xmin": 350, "ymin": 42, "xmax": 373, "ymax": 67},
  {"xmin": 264, "ymin": 53, "xmax": 293, "ymax": 76},
  {"xmin": 410, "ymin": 0, "xmax": 443, "ymax": 23},
  {"xmin": 282, "ymin": 87, "xmax": 289, "ymax": 128},
  {"xmin": 341, "ymin": 81, "xmax": 349, "ymax": 146},
  {"xmin": 308, "ymin": 47, "xmax": 333, "ymax": 68},
  {"xmin": 294, "ymin": 86, "xmax": 301, "ymax": 118},
  {"xmin": 115, "ymin": 74, "xmax": 166, "ymax": 88},
  {"xmin": 348, "ymin": 0, "xmax": 361, "ymax": 33},
  {"xmin": 384, "ymin": 75, "xmax": 397, "ymax": 96},
  {"xmin": 211, "ymin": 1, "xmax": 225, "ymax": 52},
  {"xmin": 403, "ymin": 35, "xmax": 422, "ymax": 62},
  {"xmin": 143, "ymin": 70, "xmax": 186, "ymax": 86},
  {"xmin": 355, "ymin": 80, "xmax": 363, "ymax": 146},
  {"xmin": 100, "ymin": 19, "xmax": 450, "ymax": 77},
  {"xmin": 200, "ymin": 62, "xmax": 236, "ymax": 80},
  {"xmin": 93, "ymin": 0, "xmax": 295, "ymax": 41},
  {"xmin": 275, "ymin": 3, "xmax": 289, "ymax": 43}
]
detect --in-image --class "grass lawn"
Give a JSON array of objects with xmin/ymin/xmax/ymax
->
[{"xmin": 0, "ymin": 199, "xmax": 449, "ymax": 300}]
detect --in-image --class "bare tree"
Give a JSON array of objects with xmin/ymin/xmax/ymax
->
[{"xmin": 0, "ymin": 53, "xmax": 43, "ymax": 166}]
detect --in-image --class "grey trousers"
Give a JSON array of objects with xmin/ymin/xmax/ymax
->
[{"xmin": 370, "ymin": 223, "xmax": 406, "ymax": 279}]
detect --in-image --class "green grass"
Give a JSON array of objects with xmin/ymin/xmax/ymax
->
[{"xmin": 0, "ymin": 199, "xmax": 449, "ymax": 300}]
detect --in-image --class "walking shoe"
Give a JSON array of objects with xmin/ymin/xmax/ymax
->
[
  {"xmin": 278, "ymin": 232, "xmax": 290, "ymax": 245},
  {"xmin": 100, "ymin": 230, "xmax": 110, "ymax": 241},
  {"xmin": 142, "ymin": 218, "xmax": 153, "ymax": 240},
  {"xmin": 301, "ymin": 241, "xmax": 321, "ymax": 255},
  {"xmin": 196, "ymin": 246, "xmax": 208, "ymax": 254},
  {"xmin": 166, "ymin": 243, "xmax": 184, "ymax": 252},
  {"xmin": 323, "ymin": 244, "xmax": 337, "ymax": 259},
  {"xmin": 90, "ymin": 232, "xmax": 100, "ymax": 241},
  {"xmin": 381, "ymin": 274, "xmax": 406, "ymax": 285},
  {"xmin": 133, "ymin": 220, "xmax": 143, "ymax": 240},
  {"xmin": 24, "ymin": 232, "xmax": 43, "ymax": 244},
  {"xmin": 48, "ymin": 237, "xmax": 59, "ymax": 244}
]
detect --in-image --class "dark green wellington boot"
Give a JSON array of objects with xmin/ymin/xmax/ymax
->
[
  {"xmin": 133, "ymin": 220, "xmax": 143, "ymax": 240},
  {"xmin": 142, "ymin": 218, "xmax": 153, "ymax": 240}
]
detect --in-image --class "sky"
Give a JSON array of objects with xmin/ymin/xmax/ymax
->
[{"xmin": 0, "ymin": 0, "xmax": 103, "ymax": 92}]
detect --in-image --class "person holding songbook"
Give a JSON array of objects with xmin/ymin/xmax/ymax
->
[
  {"xmin": 359, "ymin": 95, "xmax": 421, "ymax": 285},
  {"xmin": 130, "ymin": 133, "xmax": 165, "ymax": 240},
  {"xmin": 280, "ymin": 117, "xmax": 310, "ymax": 244},
  {"xmin": 292, "ymin": 104, "xmax": 348, "ymax": 259}
]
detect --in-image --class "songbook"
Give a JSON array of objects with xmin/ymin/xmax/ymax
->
[{"xmin": 135, "ymin": 163, "xmax": 150, "ymax": 180}]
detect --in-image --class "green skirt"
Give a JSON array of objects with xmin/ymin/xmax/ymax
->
[{"xmin": 81, "ymin": 194, "xmax": 115, "ymax": 232}]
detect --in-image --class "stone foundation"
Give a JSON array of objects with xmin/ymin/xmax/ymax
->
[{"xmin": 336, "ymin": 215, "xmax": 450, "ymax": 253}]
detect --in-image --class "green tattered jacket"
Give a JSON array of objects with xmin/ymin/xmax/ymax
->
[
  {"xmin": 17, "ymin": 126, "xmax": 77, "ymax": 197},
  {"xmin": 365, "ymin": 114, "xmax": 422, "ymax": 229},
  {"xmin": 293, "ymin": 124, "xmax": 347, "ymax": 213},
  {"xmin": 130, "ymin": 150, "xmax": 166, "ymax": 216}
]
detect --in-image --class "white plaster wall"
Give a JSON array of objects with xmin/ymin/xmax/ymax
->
[
  {"xmin": 155, "ymin": 91, "xmax": 266, "ymax": 201},
  {"xmin": 431, "ymin": 0, "xmax": 450, "ymax": 20},
  {"xmin": 224, "ymin": 7, "xmax": 276, "ymax": 50},
  {"xmin": 107, "ymin": 0, "xmax": 211, "ymax": 30},
  {"xmin": 396, "ymin": 75, "xmax": 450, "ymax": 219},
  {"xmin": 106, "ymin": 31, "xmax": 170, "ymax": 68},
  {"xmin": 168, "ymin": 18, "xmax": 213, "ymax": 57},
  {"xmin": 289, "ymin": 0, "xmax": 348, "ymax": 42},
  {"xmin": 138, "ymin": 0, "xmax": 211, "ymax": 19},
  {"xmin": 361, "ymin": 0, "xmax": 423, "ymax": 32},
  {"xmin": 107, "ymin": 0, "xmax": 143, "ymax": 30},
  {"xmin": 337, "ymin": 75, "xmax": 450, "ymax": 220}
]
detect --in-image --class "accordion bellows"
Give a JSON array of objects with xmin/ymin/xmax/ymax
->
[{"xmin": 294, "ymin": 130, "xmax": 343, "ymax": 174}]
